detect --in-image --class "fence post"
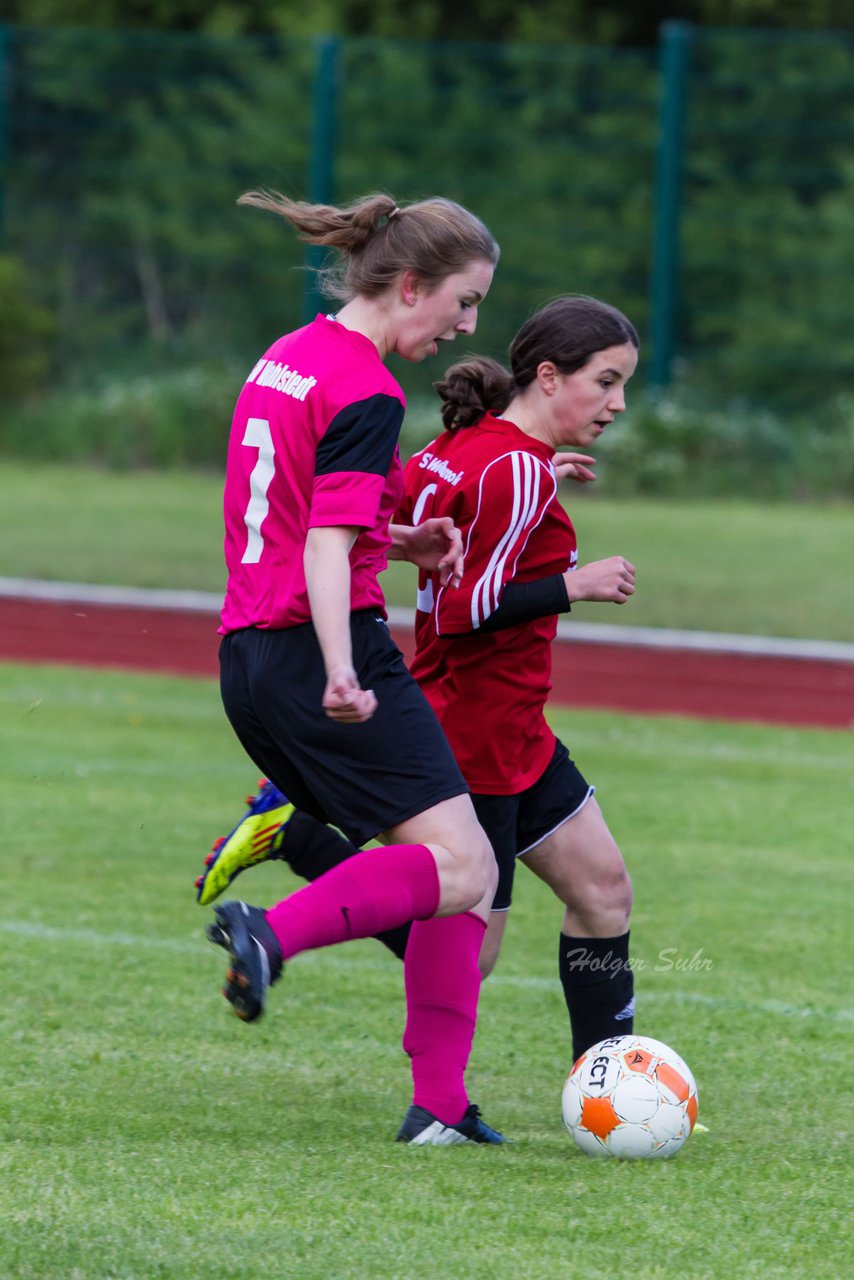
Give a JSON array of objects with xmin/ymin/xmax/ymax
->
[
  {"xmin": 303, "ymin": 35, "xmax": 340, "ymax": 324},
  {"xmin": 649, "ymin": 21, "xmax": 693, "ymax": 389},
  {"xmin": 0, "ymin": 26, "xmax": 9, "ymax": 242}
]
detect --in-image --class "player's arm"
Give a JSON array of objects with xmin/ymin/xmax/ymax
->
[
  {"xmin": 434, "ymin": 452, "xmax": 635, "ymax": 636},
  {"xmin": 473, "ymin": 554, "xmax": 636, "ymax": 633},
  {"xmin": 304, "ymin": 525, "xmax": 377, "ymax": 723},
  {"xmin": 433, "ymin": 451, "xmax": 559, "ymax": 636},
  {"xmin": 474, "ymin": 573, "xmax": 570, "ymax": 632},
  {"xmin": 550, "ymin": 450, "xmax": 636, "ymax": 605},
  {"xmin": 565, "ymin": 557, "xmax": 636, "ymax": 606},
  {"xmin": 308, "ymin": 391, "xmax": 403, "ymax": 721},
  {"xmin": 552, "ymin": 450, "xmax": 597, "ymax": 484},
  {"xmin": 388, "ymin": 518, "xmax": 464, "ymax": 588}
]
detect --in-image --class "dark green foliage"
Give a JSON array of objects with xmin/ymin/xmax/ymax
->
[
  {"xmin": 594, "ymin": 389, "xmax": 854, "ymax": 498},
  {"xmin": 0, "ymin": 365, "xmax": 240, "ymax": 468},
  {"xmin": 4, "ymin": 27, "xmax": 314, "ymax": 383},
  {"xmin": 676, "ymin": 30, "xmax": 854, "ymax": 409},
  {"xmin": 5, "ymin": 0, "xmax": 854, "ymax": 42},
  {"xmin": 0, "ymin": 23, "xmax": 852, "ymax": 493},
  {"xmin": 0, "ymin": 253, "xmax": 54, "ymax": 399},
  {"xmin": 4, "ymin": 372, "xmax": 852, "ymax": 499}
]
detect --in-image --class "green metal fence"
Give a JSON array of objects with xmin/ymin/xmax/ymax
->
[{"xmin": 2, "ymin": 22, "xmax": 852, "ymax": 411}]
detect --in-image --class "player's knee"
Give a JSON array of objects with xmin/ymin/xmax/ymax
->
[
  {"xmin": 570, "ymin": 860, "xmax": 632, "ymax": 932},
  {"xmin": 609, "ymin": 861, "xmax": 633, "ymax": 917},
  {"xmin": 599, "ymin": 863, "xmax": 632, "ymax": 921},
  {"xmin": 458, "ymin": 832, "xmax": 498, "ymax": 908},
  {"xmin": 623, "ymin": 870, "xmax": 633, "ymax": 916},
  {"xmin": 429, "ymin": 827, "xmax": 496, "ymax": 912},
  {"xmin": 481, "ymin": 833, "xmax": 499, "ymax": 903}
]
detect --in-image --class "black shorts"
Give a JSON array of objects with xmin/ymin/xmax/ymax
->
[
  {"xmin": 219, "ymin": 613, "xmax": 467, "ymax": 848},
  {"xmin": 471, "ymin": 739, "xmax": 593, "ymax": 912}
]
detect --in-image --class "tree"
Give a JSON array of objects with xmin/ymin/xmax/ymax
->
[{"xmin": 4, "ymin": 0, "xmax": 853, "ymax": 43}]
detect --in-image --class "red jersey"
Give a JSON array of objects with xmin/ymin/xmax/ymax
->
[
  {"xmin": 398, "ymin": 413, "xmax": 577, "ymax": 795},
  {"xmin": 220, "ymin": 315, "xmax": 405, "ymax": 634}
]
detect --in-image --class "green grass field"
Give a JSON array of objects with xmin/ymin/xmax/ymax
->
[
  {"xmin": 1, "ymin": 460, "xmax": 852, "ymax": 640},
  {"xmin": 1, "ymin": 661, "xmax": 850, "ymax": 1280}
]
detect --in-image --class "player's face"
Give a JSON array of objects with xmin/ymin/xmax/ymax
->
[
  {"xmin": 395, "ymin": 258, "xmax": 495, "ymax": 362},
  {"xmin": 550, "ymin": 344, "xmax": 638, "ymax": 447}
]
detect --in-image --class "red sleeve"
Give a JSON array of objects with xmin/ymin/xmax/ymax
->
[{"xmin": 434, "ymin": 450, "xmax": 557, "ymax": 635}]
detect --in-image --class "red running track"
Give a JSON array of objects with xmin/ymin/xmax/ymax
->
[{"xmin": 1, "ymin": 594, "xmax": 851, "ymax": 730}]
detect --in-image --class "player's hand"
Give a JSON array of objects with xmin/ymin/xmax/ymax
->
[
  {"xmin": 552, "ymin": 451, "xmax": 597, "ymax": 484},
  {"xmin": 566, "ymin": 556, "xmax": 636, "ymax": 604},
  {"xmin": 322, "ymin": 665, "xmax": 378, "ymax": 722},
  {"xmin": 404, "ymin": 517, "xmax": 464, "ymax": 589}
]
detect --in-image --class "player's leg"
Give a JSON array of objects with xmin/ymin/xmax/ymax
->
[
  {"xmin": 205, "ymin": 783, "xmax": 504, "ymax": 1141},
  {"xmin": 219, "ymin": 615, "xmax": 495, "ymax": 916},
  {"xmin": 468, "ymin": 791, "xmax": 521, "ymax": 979},
  {"xmin": 479, "ymin": 911, "xmax": 509, "ymax": 978},
  {"xmin": 383, "ymin": 795, "xmax": 504, "ymax": 1144},
  {"xmin": 516, "ymin": 742, "xmax": 634, "ymax": 1062},
  {"xmin": 196, "ymin": 784, "xmax": 411, "ymax": 959},
  {"xmin": 211, "ymin": 621, "xmax": 493, "ymax": 1024},
  {"xmin": 213, "ymin": 619, "xmax": 504, "ymax": 1142},
  {"xmin": 195, "ymin": 783, "xmax": 522, "ymax": 973},
  {"xmin": 278, "ymin": 811, "xmax": 412, "ymax": 959}
]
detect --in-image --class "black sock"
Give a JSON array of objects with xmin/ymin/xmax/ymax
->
[
  {"xmin": 274, "ymin": 811, "xmax": 411, "ymax": 961},
  {"xmin": 558, "ymin": 931, "xmax": 634, "ymax": 1062}
]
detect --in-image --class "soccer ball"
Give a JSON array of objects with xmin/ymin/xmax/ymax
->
[{"xmin": 562, "ymin": 1034, "xmax": 699, "ymax": 1160}]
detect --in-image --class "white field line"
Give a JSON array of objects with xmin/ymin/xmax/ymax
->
[
  {"xmin": 1, "ymin": 576, "xmax": 853, "ymax": 663},
  {"xmin": 3, "ymin": 919, "xmax": 851, "ymax": 1026}
]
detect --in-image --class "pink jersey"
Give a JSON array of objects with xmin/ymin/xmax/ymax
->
[
  {"xmin": 220, "ymin": 315, "xmax": 405, "ymax": 633},
  {"xmin": 398, "ymin": 414, "xmax": 577, "ymax": 795}
]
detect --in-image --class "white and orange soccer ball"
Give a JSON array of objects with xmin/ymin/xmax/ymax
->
[{"xmin": 562, "ymin": 1034, "xmax": 699, "ymax": 1160}]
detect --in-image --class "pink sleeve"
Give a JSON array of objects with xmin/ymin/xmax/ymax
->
[{"xmin": 309, "ymin": 471, "xmax": 387, "ymax": 529}]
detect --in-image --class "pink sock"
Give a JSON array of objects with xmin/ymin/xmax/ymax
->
[
  {"xmin": 402, "ymin": 912, "xmax": 486, "ymax": 1125},
  {"xmin": 264, "ymin": 843, "xmax": 439, "ymax": 962}
]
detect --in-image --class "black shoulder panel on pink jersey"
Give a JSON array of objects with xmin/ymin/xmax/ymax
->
[{"xmin": 316, "ymin": 393, "xmax": 404, "ymax": 477}]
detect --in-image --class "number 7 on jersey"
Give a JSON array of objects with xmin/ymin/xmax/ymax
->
[{"xmin": 241, "ymin": 416, "xmax": 275, "ymax": 564}]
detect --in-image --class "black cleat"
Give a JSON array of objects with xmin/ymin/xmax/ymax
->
[
  {"xmin": 207, "ymin": 900, "xmax": 283, "ymax": 1022},
  {"xmin": 396, "ymin": 1103, "xmax": 508, "ymax": 1145}
]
